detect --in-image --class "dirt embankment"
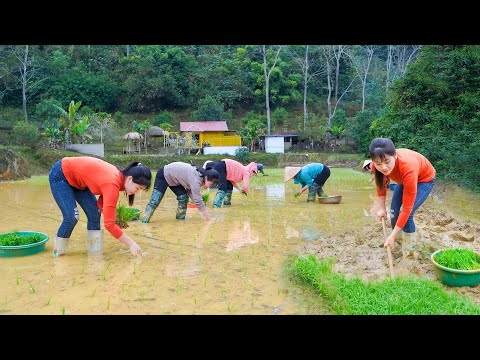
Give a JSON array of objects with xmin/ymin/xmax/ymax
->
[
  {"xmin": 302, "ymin": 205, "xmax": 480, "ymax": 304},
  {"xmin": 0, "ymin": 148, "xmax": 30, "ymax": 181}
]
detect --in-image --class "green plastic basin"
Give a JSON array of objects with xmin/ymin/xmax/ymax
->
[
  {"xmin": 0, "ymin": 231, "xmax": 49, "ymax": 257},
  {"xmin": 431, "ymin": 249, "xmax": 480, "ymax": 287}
]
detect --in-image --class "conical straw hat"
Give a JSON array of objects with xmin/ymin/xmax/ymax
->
[
  {"xmin": 362, "ymin": 160, "xmax": 372, "ymax": 170},
  {"xmin": 284, "ymin": 166, "xmax": 302, "ymax": 182}
]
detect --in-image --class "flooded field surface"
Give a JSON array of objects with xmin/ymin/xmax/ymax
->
[{"xmin": 1, "ymin": 169, "xmax": 479, "ymax": 314}]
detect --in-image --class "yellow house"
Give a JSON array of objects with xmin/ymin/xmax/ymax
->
[{"xmin": 179, "ymin": 121, "xmax": 241, "ymax": 147}]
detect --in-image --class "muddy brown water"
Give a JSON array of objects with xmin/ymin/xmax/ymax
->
[{"xmin": 1, "ymin": 174, "xmax": 479, "ymax": 314}]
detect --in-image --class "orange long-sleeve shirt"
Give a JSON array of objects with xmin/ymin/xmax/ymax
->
[
  {"xmin": 61, "ymin": 157, "xmax": 125, "ymax": 239},
  {"xmin": 373, "ymin": 148, "xmax": 436, "ymax": 229}
]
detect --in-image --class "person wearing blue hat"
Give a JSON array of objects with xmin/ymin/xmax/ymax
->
[{"xmin": 203, "ymin": 159, "xmax": 264, "ymax": 207}]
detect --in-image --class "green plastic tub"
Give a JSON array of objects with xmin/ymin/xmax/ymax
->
[
  {"xmin": 431, "ymin": 249, "xmax": 480, "ymax": 287},
  {"xmin": 0, "ymin": 231, "xmax": 49, "ymax": 257}
]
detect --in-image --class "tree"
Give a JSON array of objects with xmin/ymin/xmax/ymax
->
[
  {"xmin": 191, "ymin": 95, "xmax": 231, "ymax": 121},
  {"xmin": 11, "ymin": 45, "xmax": 47, "ymax": 122},
  {"xmin": 324, "ymin": 46, "xmax": 357, "ymax": 127},
  {"xmin": 53, "ymin": 100, "xmax": 90, "ymax": 144},
  {"xmin": 346, "ymin": 45, "xmax": 377, "ymax": 112},
  {"xmin": 261, "ymin": 45, "xmax": 282, "ymax": 135},
  {"xmin": 238, "ymin": 118, "xmax": 266, "ymax": 152}
]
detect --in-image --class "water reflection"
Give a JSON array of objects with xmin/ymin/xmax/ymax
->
[{"xmin": 225, "ymin": 220, "xmax": 260, "ymax": 252}]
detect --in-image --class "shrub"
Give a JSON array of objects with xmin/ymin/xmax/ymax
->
[
  {"xmin": 12, "ymin": 121, "xmax": 39, "ymax": 148},
  {"xmin": 235, "ymin": 147, "xmax": 250, "ymax": 163}
]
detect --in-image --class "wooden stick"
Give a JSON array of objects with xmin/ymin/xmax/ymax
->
[{"xmin": 382, "ymin": 217, "xmax": 395, "ymax": 278}]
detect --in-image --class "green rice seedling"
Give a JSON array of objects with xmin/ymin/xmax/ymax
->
[
  {"xmin": 188, "ymin": 193, "xmax": 209, "ymax": 205},
  {"xmin": 106, "ymin": 297, "xmax": 110, "ymax": 310},
  {"xmin": 0, "ymin": 232, "xmax": 44, "ymax": 246},
  {"xmin": 226, "ymin": 302, "xmax": 236, "ymax": 314},
  {"xmin": 16, "ymin": 276, "xmax": 20, "ymax": 285},
  {"xmin": 236, "ymin": 253, "xmax": 240, "ymax": 260},
  {"xmin": 101, "ymin": 263, "xmax": 111, "ymax": 280},
  {"xmin": 175, "ymin": 278, "xmax": 183, "ymax": 293},
  {"xmin": 0, "ymin": 296, "xmax": 10, "ymax": 312},
  {"xmin": 286, "ymin": 254, "xmax": 480, "ymax": 315},
  {"xmin": 61, "ymin": 306, "xmax": 65, "ymax": 315},
  {"xmin": 115, "ymin": 204, "xmax": 140, "ymax": 229},
  {"xmin": 193, "ymin": 296, "xmax": 197, "ymax": 305},
  {"xmin": 29, "ymin": 282, "xmax": 35, "ymax": 294},
  {"xmin": 204, "ymin": 275, "xmax": 208, "ymax": 287},
  {"xmin": 46, "ymin": 296, "xmax": 51, "ymax": 306},
  {"xmin": 71, "ymin": 279, "xmax": 76, "ymax": 287},
  {"xmin": 91, "ymin": 287, "xmax": 97, "ymax": 297},
  {"xmin": 81, "ymin": 266, "xmax": 86, "ymax": 275},
  {"xmin": 435, "ymin": 248, "xmax": 480, "ymax": 270}
]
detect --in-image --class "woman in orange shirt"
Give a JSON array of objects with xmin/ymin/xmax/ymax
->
[
  {"xmin": 49, "ymin": 157, "xmax": 152, "ymax": 257},
  {"xmin": 369, "ymin": 138, "xmax": 436, "ymax": 258}
]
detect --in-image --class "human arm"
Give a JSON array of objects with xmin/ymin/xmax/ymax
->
[
  {"xmin": 199, "ymin": 208, "xmax": 215, "ymax": 221},
  {"xmin": 383, "ymin": 224, "xmax": 403, "ymax": 249},
  {"xmin": 99, "ymin": 185, "xmax": 124, "ymax": 239},
  {"xmin": 295, "ymin": 184, "xmax": 309, "ymax": 196},
  {"xmin": 118, "ymin": 233, "xmax": 143, "ymax": 256}
]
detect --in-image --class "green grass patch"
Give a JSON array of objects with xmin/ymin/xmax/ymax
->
[
  {"xmin": 435, "ymin": 249, "xmax": 480, "ymax": 271},
  {"xmin": 0, "ymin": 232, "xmax": 44, "ymax": 246},
  {"xmin": 286, "ymin": 254, "xmax": 480, "ymax": 315}
]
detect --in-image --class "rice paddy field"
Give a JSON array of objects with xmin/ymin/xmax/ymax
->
[{"xmin": 0, "ymin": 168, "xmax": 479, "ymax": 314}]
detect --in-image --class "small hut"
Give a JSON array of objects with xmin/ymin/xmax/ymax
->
[
  {"xmin": 147, "ymin": 126, "xmax": 167, "ymax": 151},
  {"xmin": 123, "ymin": 132, "xmax": 143, "ymax": 154}
]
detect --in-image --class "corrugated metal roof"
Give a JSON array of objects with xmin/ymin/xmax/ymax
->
[{"xmin": 180, "ymin": 121, "xmax": 229, "ymax": 132}]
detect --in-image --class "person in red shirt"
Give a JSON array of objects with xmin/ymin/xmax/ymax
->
[
  {"xmin": 369, "ymin": 138, "xmax": 436, "ymax": 258},
  {"xmin": 49, "ymin": 157, "xmax": 152, "ymax": 257}
]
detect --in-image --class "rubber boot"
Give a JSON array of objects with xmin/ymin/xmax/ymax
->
[
  {"xmin": 212, "ymin": 190, "xmax": 226, "ymax": 208},
  {"xmin": 316, "ymin": 185, "xmax": 325, "ymax": 198},
  {"xmin": 53, "ymin": 235, "xmax": 69, "ymax": 256},
  {"xmin": 223, "ymin": 190, "xmax": 233, "ymax": 206},
  {"xmin": 87, "ymin": 230, "xmax": 104, "ymax": 254},
  {"xmin": 176, "ymin": 194, "xmax": 189, "ymax": 220},
  {"xmin": 307, "ymin": 183, "xmax": 320, "ymax": 202},
  {"xmin": 402, "ymin": 231, "xmax": 416, "ymax": 259},
  {"xmin": 142, "ymin": 189, "xmax": 164, "ymax": 223}
]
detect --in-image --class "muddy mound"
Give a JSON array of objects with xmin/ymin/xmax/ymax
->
[
  {"xmin": 0, "ymin": 149, "xmax": 30, "ymax": 181},
  {"xmin": 302, "ymin": 204, "xmax": 480, "ymax": 305}
]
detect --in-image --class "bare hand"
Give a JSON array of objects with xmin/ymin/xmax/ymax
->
[
  {"xmin": 384, "ymin": 235, "xmax": 395, "ymax": 249},
  {"xmin": 129, "ymin": 242, "xmax": 143, "ymax": 257},
  {"xmin": 375, "ymin": 208, "xmax": 387, "ymax": 221}
]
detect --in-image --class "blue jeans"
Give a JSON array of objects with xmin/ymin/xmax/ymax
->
[
  {"xmin": 49, "ymin": 160, "xmax": 101, "ymax": 238},
  {"xmin": 390, "ymin": 177, "xmax": 435, "ymax": 233}
]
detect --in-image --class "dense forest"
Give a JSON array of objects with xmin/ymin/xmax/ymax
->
[{"xmin": 0, "ymin": 45, "xmax": 479, "ymax": 190}]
